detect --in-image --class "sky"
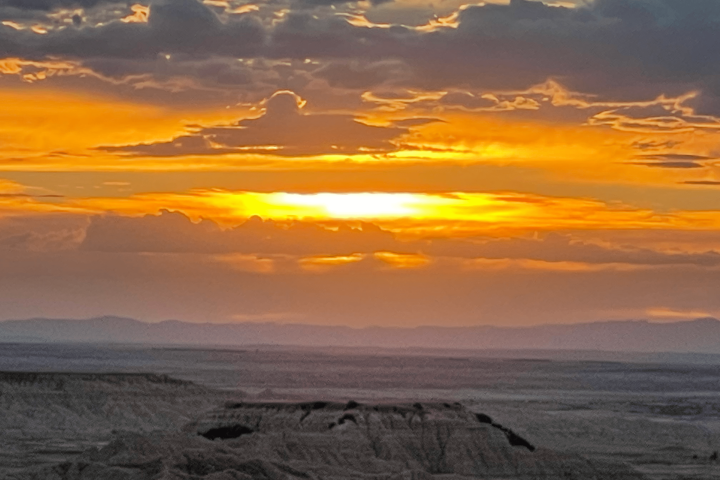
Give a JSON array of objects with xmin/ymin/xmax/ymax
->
[{"xmin": 2, "ymin": 0, "xmax": 720, "ymax": 326}]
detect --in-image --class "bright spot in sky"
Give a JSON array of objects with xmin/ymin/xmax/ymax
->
[{"xmin": 276, "ymin": 193, "xmax": 423, "ymax": 219}]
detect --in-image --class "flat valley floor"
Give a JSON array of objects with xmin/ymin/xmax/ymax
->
[{"xmin": 1, "ymin": 343, "xmax": 719, "ymax": 479}]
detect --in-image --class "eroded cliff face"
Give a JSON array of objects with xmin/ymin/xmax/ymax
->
[
  {"xmin": 0, "ymin": 372, "xmax": 216, "ymax": 437},
  {"xmin": 16, "ymin": 400, "xmax": 647, "ymax": 480},
  {"xmin": 0, "ymin": 372, "xmax": 224, "ymax": 476}
]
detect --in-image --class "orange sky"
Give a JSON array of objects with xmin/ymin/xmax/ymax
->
[{"xmin": 2, "ymin": 0, "xmax": 720, "ymax": 326}]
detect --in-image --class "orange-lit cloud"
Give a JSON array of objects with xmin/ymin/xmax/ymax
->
[
  {"xmin": 645, "ymin": 307, "xmax": 717, "ymax": 320},
  {"xmin": 0, "ymin": 87, "xmax": 248, "ymax": 167},
  {"xmin": 121, "ymin": 4, "xmax": 150, "ymax": 23},
  {"xmin": 0, "ymin": 84, "xmax": 697, "ymax": 190},
  {"xmin": 300, "ymin": 253, "xmax": 365, "ymax": 271},
  {"xmin": 6, "ymin": 0, "xmax": 720, "ymax": 326},
  {"xmin": 213, "ymin": 253, "xmax": 277, "ymax": 273},
  {"xmin": 61, "ymin": 209, "xmax": 720, "ymax": 271},
  {"xmin": 374, "ymin": 251, "xmax": 430, "ymax": 269},
  {"xmin": 1, "ymin": 81, "xmax": 718, "ymax": 194},
  {"xmin": 64, "ymin": 190, "xmax": 720, "ymax": 237},
  {"xmin": 461, "ymin": 258, "xmax": 653, "ymax": 273},
  {"xmin": 0, "ymin": 179, "xmax": 84, "ymax": 216}
]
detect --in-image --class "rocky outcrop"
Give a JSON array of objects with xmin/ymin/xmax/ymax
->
[
  {"xmin": 0, "ymin": 372, "xmax": 227, "ymax": 477},
  {"xmin": 15, "ymin": 400, "xmax": 647, "ymax": 479},
  {"xmin": 0, "ymin": 372, "xmax": 216, "ymax": 436}
]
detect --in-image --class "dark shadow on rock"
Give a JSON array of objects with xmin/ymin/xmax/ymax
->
[
  {"xmin": 338, "ymin": 413, "xmax": 358, "ymax": 425},
  {"xmin": 490, "ymin": 422, "xmax": 536, "ymax": 452},
  {"xmin": 475, "ymin": 413, "xmax": 493, "ymax": 424},
  {"xmin": 199, "ymin": 424, "xmax": 254, "ymax": 440}
]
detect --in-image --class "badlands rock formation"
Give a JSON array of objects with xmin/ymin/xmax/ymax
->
[
  {"xmin": 0, "ymin": 372, "xmax": 217, "ymax": 436},
  {"xmin": 0, "ymin": 372, "xmax": 225, "ymax": 476},
  {"xmin": 16, "ymin": 399, "xmax": 646, "ymax": 479}
]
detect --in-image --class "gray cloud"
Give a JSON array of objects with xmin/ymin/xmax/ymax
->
[
  {"xmin": 295, "ymin": 0, "xmax": 392, "ymax": 6},
  {"xmin": 683, "ymin": 180, "xmax": 720, "ymax": 186},
  {"xmin": 1, "ymin": 0, "xmax": 264, "ymax": 60},
  {"xmin": 101, "ymin": 91, "xmax": 407, "ymax": 156},
  {"xmin": 629, "ymin": 154, "xmax": 715, "ymax": 169},
  {"xmin": 80, "ymin": 210, "xmax": 401, "ymax": 255},
  {"xmin": 8, "ymin": 241, "xmax": 720, "ymax": 326},
  {"xmin": 0, "ymin": 1, "xmax": 135, "ymax": 26},
  {"xmin": 0, "ymin": 193, "xmax": 64, "ymax": 198},
  {"xmin": 0, "ymin": 0, "xmax": 123, "ymax": 10},
  {"xmin": 425, "ymin": 234, "xmax": 720, "ymax": 268},
  {"xmin": 438, "ymin": 92, "xmax": 498, "ymax": 111},
  {"xmin": 7, "ymin": 207, "xmax": 720, "ymax": 325},
  {"xmin": 3, "ymin": 0, "xmax": 720, "ymax": 117},
  {"xmin": 0, "ymin": 213, "xmax": 88, "ymax": 252},
  {"xmin": 77, "ymin": 209, "xmax": 720, "ymax": 269},
  {"xmin": 313, "ymin": 60, "xmax": 410, "ymax": 89}
]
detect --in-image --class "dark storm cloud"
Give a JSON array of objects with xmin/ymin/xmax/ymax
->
[
  {"xmin": 0, "ymin": 0, "xmax": 131, "ymax": 23},
  {"xmin": 389, "ymin": 0, "xmax": 720, "ymax": 107},
  {"xmin": 1, "ymin": 0, "xmax": 264, "ymax": 59},
  {"xmin": 4, "ymin": 0, "xmax": 720, "ymax": 113},
  {"xmin": 313, "ymin": 60, "xmax": 410, "ymax": 89},
  {"xmin": 76, "ymin": 55, "xmax": 316, "ymax": 106},
  {"xmin": 101, "ymin": 91, "xmax": 407, "ymax": 156},
  {"xmin": 268, "ymin": 0, "xmax": 720, "ymax": 112},
  {"xmin": 0, "ymin": 0, "xmax": 124, "ymax": 10},
  {"xmin": 83, "ymin": 57, "xmax": 254, "ymax": 86},
  {"xmin": 295, "ymin": 0, "xmax": 392, "ymax": 6}
]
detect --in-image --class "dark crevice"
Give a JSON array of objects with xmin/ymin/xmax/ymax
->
[
  {"xmin": 304, "ymin": 401, "xmax": 330, "ymax": 410},
  {"xmin": 475, "ymin": 413, "xmax": 493, "ymax": 424},
  {"xmin": 474, "ymin": 412, "xmax": 534, "ymax": 452},
  {"xmin": 199, "ymin": 424, "xmax": 254, "ymax": 440},
  {"xmin": 503, "ymin": 428, "xmax": 535, "ymax": 452},
  {"xmin": 338, "ymin": 413, "xmax": 357, "ymax": 425},
  {"xmin": 299, "ymin": 401, "xmax": 330, "ymax": 423},
  {"xmin": 490, "ymin": 422, "xmax": 535, "ymax": 452}
]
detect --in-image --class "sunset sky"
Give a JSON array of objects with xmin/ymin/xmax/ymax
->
[{"xmin": 3, "ymin": 0, "xmax": 720, "ymax": 326}]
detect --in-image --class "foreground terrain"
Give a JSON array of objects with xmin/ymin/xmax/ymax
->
[
  {"xmin": 1, "ymin": 343, "xmax": 719, "ymax": 478},
  {"xmin": 0, "ymin": 372, "xmax": 226, "ymax": 476},
  {"xmin": 5, "ymin": 382, "xmax": 643, "ymax": 479}
]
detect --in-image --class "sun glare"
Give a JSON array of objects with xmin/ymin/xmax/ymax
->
[
  {"xmin": 72, "ymin": 189, "xmax": 717, "ymax": 236},
  {"xmin": 276, "ymin": 193, "xmax": 423, "ymax": 219}
]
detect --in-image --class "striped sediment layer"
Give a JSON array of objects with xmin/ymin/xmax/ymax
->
[{"xmin": 15, "ymin": 398, "xmax": 646, "ymax": 479}]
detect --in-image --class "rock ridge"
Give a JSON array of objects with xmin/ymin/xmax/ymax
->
[{"xmin": 14, "ymin": 399, "xmax": 647, "ymax": 479}]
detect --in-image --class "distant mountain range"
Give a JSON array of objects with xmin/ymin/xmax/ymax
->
[{"xmin": 2, "ymin": 316, "xmax": 720, "ymax": 354}]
